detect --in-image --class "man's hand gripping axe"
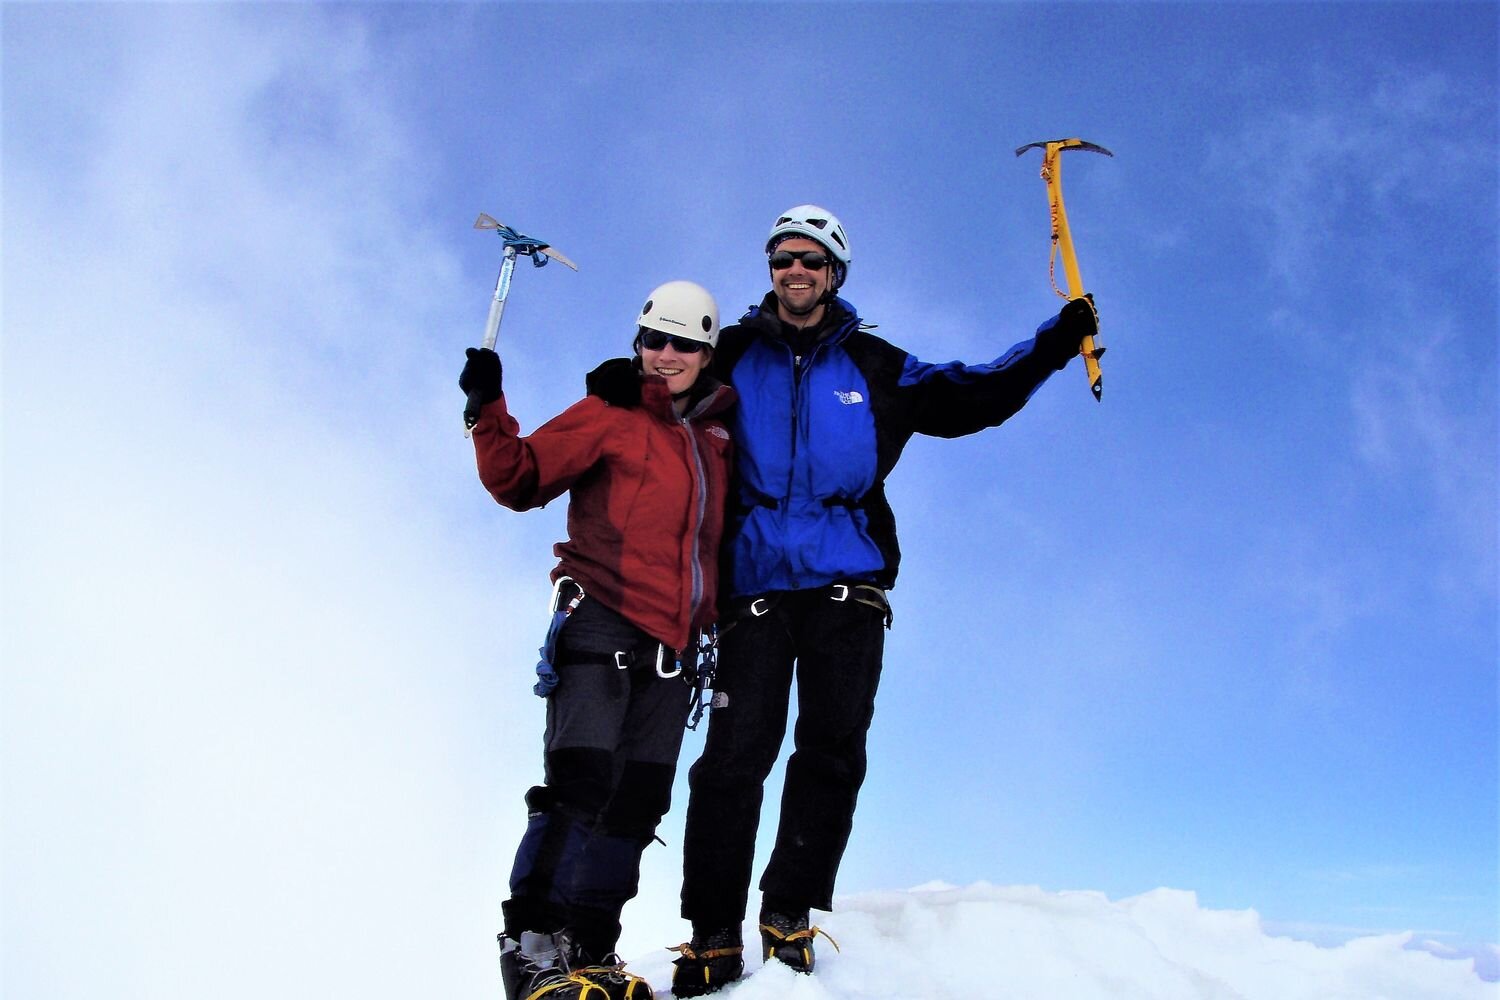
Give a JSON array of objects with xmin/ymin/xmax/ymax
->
[
  {"xmin": 1016, "ymin": 138, "xmax": 1112, "ymax": 401},
  {"xmin": 464, "ymin": 214, "xmax": 578, "ymax": 431}
]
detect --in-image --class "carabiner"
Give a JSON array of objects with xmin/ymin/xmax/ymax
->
[
  {"xmin": 656, "ymin": 644, "xmax": 683, "ymax": 679},
  {"xmin": 549, "ymin": 575, "xmax": 581, "ymax": 614}
]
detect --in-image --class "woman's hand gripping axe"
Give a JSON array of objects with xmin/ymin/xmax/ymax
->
[
  {"xmin": 1016, "ymin": 139, "xmax": 1112, "ymax": 401},
  {"xmin": 464, "ymin": 214, "xmax": 578, "ymax": 431}
]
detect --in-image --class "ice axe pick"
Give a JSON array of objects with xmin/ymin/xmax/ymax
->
[
  {"xmin": 464, "ymin": 214, "xmax": 578, "ymax": 431},
  {"xmin": 1015, "ymin": 138, "xmax": 1112, "ymax": 401}
]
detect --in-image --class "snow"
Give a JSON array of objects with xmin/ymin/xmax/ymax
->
[{"xmin": 619, "ymin": 883, "xmax": 1497, "ymax": 999}]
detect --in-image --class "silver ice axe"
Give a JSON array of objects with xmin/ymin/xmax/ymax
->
[
  {"xmin": 1016, "ymin": 138, "xmax": 1112, "ymax": 401},
  {"xmin": 464, "ymin": 214, "xmax": 578, "ymax": 430}
]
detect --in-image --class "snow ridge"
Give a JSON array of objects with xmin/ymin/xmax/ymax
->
[{"xmin": 624, "ymin": 883, "xmax": 1497, "ymax": 999}]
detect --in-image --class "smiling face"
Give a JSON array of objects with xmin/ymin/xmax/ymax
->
[
  {"xmin": 770, "ymin": 236, "xmax": 831, "ymax": 323},
  {"xmin": 638, "ymin": 335, "xmax": 712, "ymax": 397}
]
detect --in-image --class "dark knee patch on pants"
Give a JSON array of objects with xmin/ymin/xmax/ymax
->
[
  {"xmin": 599, "ymin": 760, "xmax": 676, "ymax": 837},
  {"xmin": 539, "ymin": 746, "xmax": 615, "ymax": 819}
]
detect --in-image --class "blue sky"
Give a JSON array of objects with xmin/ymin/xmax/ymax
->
[{"xmin": 3, "ymin": 3, "xmax": 1495, "ymax": 997}]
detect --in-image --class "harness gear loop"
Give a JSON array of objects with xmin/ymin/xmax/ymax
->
[{"xmin": 820, "ymin": 581, "xmax": 893, "ymax": 627}]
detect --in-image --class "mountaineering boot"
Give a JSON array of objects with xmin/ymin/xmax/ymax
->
[
  {"xmin": 500, "ymin": 930, "xmax": 606, "ymax": 1000},
  {"xmin": 758, "ymin": 909, "xmax": 839, "ymax": 974},
  {"xmin": 669, "ymin": 926, "xmax": 744, "ymax": 997},
  {"xmin": 569, "ymin": 948, "xmax": 654, "ymax": 1000}
]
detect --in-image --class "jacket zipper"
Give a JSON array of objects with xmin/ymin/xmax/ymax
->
[{"xmin": 680, "ymin": 409, "xmax": 709, "ymax": 626}]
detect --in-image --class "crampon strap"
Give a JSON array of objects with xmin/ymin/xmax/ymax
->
[
  {"xmin": 564, "ymin": 963, "xmax": 652, "ymax": 1000},
  {"xmin": 758, "ymin": 923, "xmax": 841, "ymax": 954},
  {"xmin": 667, "ymin": 941, "xmax": 744, "ymax": 961},
  {"xmin": 521, "ymin": 972, "xmax": 609, "ymax": 1000}
]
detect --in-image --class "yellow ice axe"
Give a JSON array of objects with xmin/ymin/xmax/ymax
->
[{"xmin": 1016, "ymin": 138, "xmax": 1112, "ymax": 401}]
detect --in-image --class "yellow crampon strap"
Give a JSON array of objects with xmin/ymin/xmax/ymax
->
[
  {"xmin": 669, "ymin": 941, "xmax": 744, "ymax": 990},
  {"xmin": 759, "ymin": 922, "xmax": 841, "ymax": 962},
  {"xmin": 522, "ymin": 972, "xmax": 611, "ymax": 1000},
  {"xmin": 571, "ymin": 964, "xmax": 651, "ymax": 999},
  {"xmin": 667, "ymin": 941, "xmax": 744, "ymax": 961}
]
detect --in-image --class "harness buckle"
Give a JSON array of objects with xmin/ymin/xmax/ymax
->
[
  {"xmin": 750, "ymin": 597, "xmax": 770, "ymax": 617},
  {"xmin": 614, "ymin": 651, "xmax": 630, "ymax": 670},
  {"xmin": 830, "ymin": 584, "xmax": 850, "ymax": 602}
]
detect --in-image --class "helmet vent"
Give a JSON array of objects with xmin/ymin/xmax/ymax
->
[{"xmin": 701, "ymin": 316, "xmax": 713, "ymax": 333}]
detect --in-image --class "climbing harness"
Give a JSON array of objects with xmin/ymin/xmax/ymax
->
[
  {"xmin": 832, "ymin": 582, "xmax": 894, "ymax": 628},
  {"xmin": 533, "ymin": 576, "xmax": 697, "ymax": 699}
]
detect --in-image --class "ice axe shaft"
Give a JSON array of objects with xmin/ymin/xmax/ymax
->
[
  {"xmin": 1016, "ymin": 138, "xmax": 1112, "ymax": 402},
  {"xmin": 480, "ymin": 247, "xmax": 518, "ymax": 353},
  {"xmin": 464, "ymin": 214, "xmax": 577, "ymax": 431}
]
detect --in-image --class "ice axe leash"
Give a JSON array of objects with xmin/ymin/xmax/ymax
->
[
  {"xmin": 464, "ymin": 213, "xmax": 578, "ymax": 432},
  {"xmin": 1015, "ymin": 138, "xmax": 1112, "ymax": 402}
]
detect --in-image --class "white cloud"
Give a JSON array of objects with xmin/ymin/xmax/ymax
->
[{"xmin": 3, "ymin": 8, "xmax": 545, "ymax": 998}]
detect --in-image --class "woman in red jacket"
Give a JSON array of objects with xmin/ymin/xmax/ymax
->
[{"xmin": 460, "ymin": 281, "xmax": 735, "ymax": 1000}]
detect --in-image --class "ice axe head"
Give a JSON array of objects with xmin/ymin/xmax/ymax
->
[{"xmin": 1014, "ymin": 138, "xmax": 1114, "ymax": 159}]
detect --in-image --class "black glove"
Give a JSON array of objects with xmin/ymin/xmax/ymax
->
[
  {"xmin": 1037, "ymin": 295, "xmax": 1098, "ymax": 369},
  {"xmin": 459, "ymin": 347, "xmax": 502, "ymax": 405},
  {"xmin": 585, "ymin": 357, "xmax": 642, "ymax": 408}
]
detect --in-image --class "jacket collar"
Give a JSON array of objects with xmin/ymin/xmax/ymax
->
[
  {"xmin": 640, "ymin": 372, "xmax": 737, "ymax": 423},
  {"xmin": 743, "ymin": 291, "xmax": 862, "ymax": 346}
]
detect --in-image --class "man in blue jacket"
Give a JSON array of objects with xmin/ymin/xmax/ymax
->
[{"xmin": 592, "ymin": 206, "xmax": 1098, "ymax": 996}]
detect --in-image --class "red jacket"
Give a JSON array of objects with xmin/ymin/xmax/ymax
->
[{"xmin": 471, "ymin": 376, "xmax": 736, "ymax": 651}]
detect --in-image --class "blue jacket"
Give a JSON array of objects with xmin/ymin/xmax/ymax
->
[{"xmin": 714, "ymin": 292, "xmax": 1075, "ymax": 598}]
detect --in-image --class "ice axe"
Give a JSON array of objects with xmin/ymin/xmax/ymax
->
[
  {"xmin": 1015, "ymin": 138, "xmax": 1112, "ymax": 401},
  {"xmin": 464, "ymin": 213, "xmax": 578, "ymax": 431}
]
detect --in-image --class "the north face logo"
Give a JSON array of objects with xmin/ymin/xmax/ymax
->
[
  {"xmin": 833, "ymin": 390, "xmax": 864, "ymax": 405},
  {"xmin": 707, "ymin": 425, "xmax": 730, "ymax": 440}
]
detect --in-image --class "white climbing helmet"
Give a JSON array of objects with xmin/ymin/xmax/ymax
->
[
  {"xmin": 637, "ymin": 280, "xmax": 720, "ymax": 348},
  {"xmin": 766, "ymin": 204, "xmax": 850, "ymax": 289}
]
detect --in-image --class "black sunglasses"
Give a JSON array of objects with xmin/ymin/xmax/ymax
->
[
  {"xmin": 638, "ymin": 328, "xmax": 708, "ymax": 354},
  {"xmin": 769, "ymin": 249, "xmax": 829, "ymax": 272}
]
